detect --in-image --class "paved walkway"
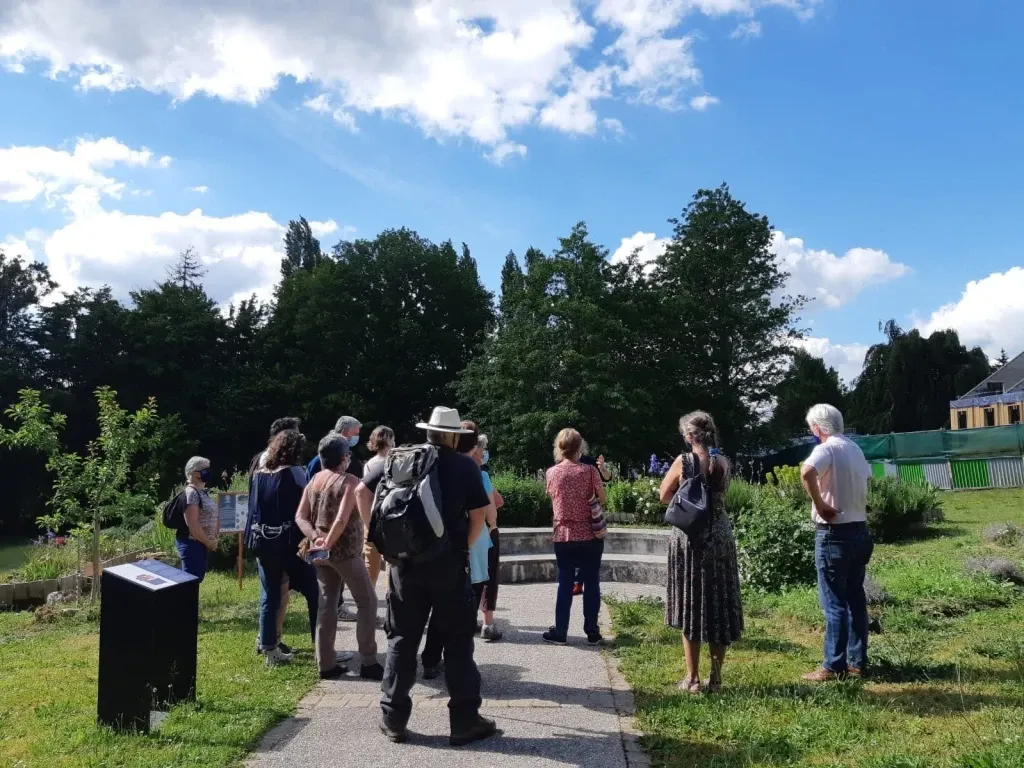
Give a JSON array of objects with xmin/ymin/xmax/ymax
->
[{"xmin": 248, "ymin": 582, "xmax": 661, "ymax": 768}]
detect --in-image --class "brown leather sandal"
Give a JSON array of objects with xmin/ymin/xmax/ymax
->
[{"xmin": 676, "ymin": 678, "xmax": 702, "ymax": 694}]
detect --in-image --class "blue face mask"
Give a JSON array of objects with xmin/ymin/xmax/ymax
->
[
  {"xmin": 482, "ymin": 451, "xmax": 490, "ymax": 465},
  {"xmin": 348, "ymin": 435, "xmax": 360, "ymax": 448},
  {"xmin": 198, "ymin": 468, "xmax": 212, "ymax": 484}
]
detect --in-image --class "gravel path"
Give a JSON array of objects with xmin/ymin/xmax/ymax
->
[{"xmin": 247, "ymin": 581, "xmax": 662, "ymax": 768}]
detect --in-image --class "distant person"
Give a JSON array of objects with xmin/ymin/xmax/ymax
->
[
  {"xmin": 574, "ymin": 442, "xmax": 610, "ymax": 596},
  {"xmin": 369, "ymin": 407, "xmax": 498, "ymax": 747},
  {"xmin": 248, "ymin": 416, "xmax": 302, "ymax": 656},
  {"xmin": 659, "ymin": 411, "xmax": 743, "ymax": 693},
  {"xmin": 306, "ymin": 416, "xmax": 363, "ymax": 478},
  {"xmin": 543, "ymin": 428, "xmax": 606, "ymax": 646},
  {"xmin": 362, "ymin": 425, "xmax": 395, "ymax": 587},
  {"xmin": 800, "ymin": 403, "xmax": 873, "ymax": 682},
  {"xmin": 177, "ymin": 456, "xmax": 220, "ymax": 582},
  {"xmin": 295, "ymin": 433, "xmax": 383, "ymax": 681},
  {"xmin": 247, "ymin": 429, "xmax": 319, "ymax": 667}
]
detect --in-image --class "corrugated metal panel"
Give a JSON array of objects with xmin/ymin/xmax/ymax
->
[
  {"xmin": 922, "ymin": 461, "xmax": 952, "ymax": 490},
  {"xmin": 986, "ymin": 457, "xmax": 1024, "ymax": 488},
  {"xmin": 951, "ymin": 459, "xmax": 990, "ymax": 489},
  {"xmin": 898, "ymin": 463, "xmax": 925, "ymax": 483},
  {"xmin": 883, "ymin": 461, "xmax": 899, "ymax": 478}
]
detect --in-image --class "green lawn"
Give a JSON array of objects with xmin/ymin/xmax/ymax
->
[
  {"xmin": 0, "ymin": 570, "xmax": 319, "ymax": 768},
  {"xmin": 610, "ymin": 489, "xmax": 1024, "ymax": 768}
]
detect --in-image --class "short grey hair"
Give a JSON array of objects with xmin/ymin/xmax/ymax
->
[
  {"xmin": 318, "ymin": 432, "xmax": 351, "ymax": 471},
  {"xmin": 335, "ymin": 415, "xmax": 361, "ymax": 433},
  {"xmin": 477, "ymin": 434, "xmax": 489, "ymax": 452},
  {"xmin": 184, "ymin": 456, "xmax": 210, "ymax": 481},
  {"xmin": 806, "ymin": 403, "xmax": 844, "ymax": 437}
]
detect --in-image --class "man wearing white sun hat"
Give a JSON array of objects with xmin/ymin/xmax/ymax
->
[{"xmin": 365, "ymin": 406, "xmax": 499, "ymax": 747}]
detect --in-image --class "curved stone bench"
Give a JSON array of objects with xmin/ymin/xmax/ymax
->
[{"xmin": 498, "ymin": 527, "xmax": 669, "ymax": 586}]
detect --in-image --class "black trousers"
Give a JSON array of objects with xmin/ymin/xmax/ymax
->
[
  {"xmin": 381, "ymin": 553, "xmax": 481, "ymax": 732},
  {"xmin": 421, "ymin": 582, "xmax": 485, "ymax": 668}
]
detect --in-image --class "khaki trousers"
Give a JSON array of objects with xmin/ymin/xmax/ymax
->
[{"xmin": 315, "ymin": 555, "xmax": 378, "ymax": 672}]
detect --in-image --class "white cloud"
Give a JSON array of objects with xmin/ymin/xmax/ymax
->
[
  {"xmin": 485, "ymin": 141, "xmax": 528, "ymax": 165},
  {"xmin": 0, "ymin": 137, "xmax": 168, "ymax": 204},
  {"xmin": 915, "ymin": 267, "xmax": 1024, "ymax": 359},
  {"xmin": 1, "ymin": 137, "xmax": 354, "ymax": 307},
  {"xmin": 188, "ymin": 185, "xmax": 209, "ymax": 194},
  {"xmin": 1, "ymin": 236, "xmax": 35, "ymax": 260},
  {"xmin": 730, "ymin": 20, "xmax": 763, "ymax": 39},
  {"xmin": 771, "ymin": 230, "xmax": 909, "ymax": 310},
  {"xmin": 303, "ymin": 93, "xmax": 358, "ymax": 132},
  {"xmin": 795, "ymin": 336, "xmax": 870, "ymax": 384},
  {"xmin": 610, "ymin": 230, "xmax": 670, "ymax": 268},
  {"xmin": 689, "ymin": 93, "xmax": 719, "ymax": 111},
  {"xmin": 309, "ymin": 219, "xmax": 339, "ymax": 238},
  {"xmin": 0, "ymin": 0, "xmax": 820, "ymax": 157},
  {"xmin": 602, "ymin": 117, "xmax": 625, "ymax": 135}
]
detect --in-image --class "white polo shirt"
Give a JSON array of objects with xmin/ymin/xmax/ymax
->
[{"xmin": 803, "ymin": 435, "xmax": 871, "ymax": 525}]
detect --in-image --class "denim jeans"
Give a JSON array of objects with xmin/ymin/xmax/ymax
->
[
  {"xmin": 256, "ymin": 549, "xmax": 319, "ymax": 651},
  {"xmin": 175, "ymin": 538, "xmax": 209, "ymax": 583},
  {"xmin": 553, "ymin": 538, "xmax": 604, "ymax": 637},
  {"xmin": 815, "ymin": 523, "xmax": 874, "ymax": 672}
]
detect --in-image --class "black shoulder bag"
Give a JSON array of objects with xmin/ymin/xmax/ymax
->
[{"xmin": 664, "ymin": 454, "xmax": 713, "ymax": 541}]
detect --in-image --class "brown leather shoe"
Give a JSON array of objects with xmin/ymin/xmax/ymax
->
[
  {"xmin": 848, "ymin": 666, "xmax": 864, "ymax": 679},
  {"xmin": 802, "ymin": 667, "xmax": 845, "ymax": 682}
]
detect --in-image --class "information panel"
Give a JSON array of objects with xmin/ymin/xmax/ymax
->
[{"xmin": 216, "ymin": 491, "xmax": 248, "ymax": 534}]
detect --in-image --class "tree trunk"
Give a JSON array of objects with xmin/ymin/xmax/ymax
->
[{"xmin": 90, "ymin": 509, "xmax": 101, "ymax": 601}]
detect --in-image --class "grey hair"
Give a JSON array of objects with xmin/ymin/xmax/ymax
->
[
  {"xmin": 184, "ymin": 455, "xmax": 210, "ymax": 481},
  {"xmin": 335, "ymin": 415, "xmax": 361, "ymax": 432},
  {"xmin": 477, "ymin": 434, "xmax": 489, "ymax": 452},
  {"xmin": 806, "ymin": 403, "xmax": 844, "ymax": 437},
  {"xmin": 318, "ymin": 432, "xmax": 351, "ymax": 471}
]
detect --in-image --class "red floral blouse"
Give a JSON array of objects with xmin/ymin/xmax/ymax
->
[{"xmin": 546, "ymin": 460, "xmax": 602, "ymax": 543}]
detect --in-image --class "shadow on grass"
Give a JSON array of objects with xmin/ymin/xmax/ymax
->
[
  {"xmin": 859, "ymin": 687, "xmax": 1024, "ymax": 716},
  {"xmin": 640, "ymin": 732, "xmax": 801, "ymax": 767}
]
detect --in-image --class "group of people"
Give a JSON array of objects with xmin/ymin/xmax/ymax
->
[{"xmin": 171, "ymin": 399, "xmax": 875, "ymax": 746}]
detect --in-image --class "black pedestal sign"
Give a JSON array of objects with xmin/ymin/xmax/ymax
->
[{"xmin": 97, "ymin": 559, "xmax": 199, "ymax": 733}]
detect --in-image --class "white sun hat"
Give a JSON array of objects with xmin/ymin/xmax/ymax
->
[{"xmin": 415, "ymin": 406, "xmax": 474, "ymax": 434}]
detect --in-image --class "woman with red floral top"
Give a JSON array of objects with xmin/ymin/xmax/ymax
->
[{"xmin": 543, "ymin": 428, "xmax": 606, "ymax": 646}]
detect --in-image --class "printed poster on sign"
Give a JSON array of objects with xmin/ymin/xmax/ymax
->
[{"xmin": 216, "ymin": 492, "xmax": 248, "ymax": 534}]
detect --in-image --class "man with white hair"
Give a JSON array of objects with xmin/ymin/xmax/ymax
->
[
  {"xmin": 306, "ymin": 415, "xmax": 364, "ymax": 478},
  {"xmin": 800, "ymin": 403, "xmax": 874, "ymax": 682}
]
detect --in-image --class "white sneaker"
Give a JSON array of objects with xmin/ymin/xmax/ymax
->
[{"xmin": 264, "ymin": 646, "xmax": 294, "ymax": 668}]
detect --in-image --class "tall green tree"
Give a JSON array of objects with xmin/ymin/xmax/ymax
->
[
  {"xmin": 648, "ymin": 184, "xmax": 805, "ymax": 453},
  {"xmin": 0, "ymin": 252, "xmax": 55, "ymax": 399},
  {"xmin": 458, "ymin": 223, "xmax": 650, "ymax": 470},
  {"xmin": 847, "ymin": 320, "xmax": 991, "ymax": 433},
  {"xmin": 768, "ymin": 349, "xmax": 846, "ymax": 442},
  {"xmin": 280, "ymin": 217, "xmax": 324, "ymax": 278}
]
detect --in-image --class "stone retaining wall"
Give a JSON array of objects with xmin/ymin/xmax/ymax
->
[{"xmin": 0, "ymin": 549, "xmax": 157, "ymax": 610}]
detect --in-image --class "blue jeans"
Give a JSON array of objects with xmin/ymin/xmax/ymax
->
[
  {"xmin": 256, "ymin": 549, "xmax": 319, "ymax": 651},
  {"xmin": 815, "ymin": 523, "xmax": 874, "ymax": 672},
  {"xmin": 554, "ymin": 538, "xmax": 604, "ymax": 637},
  {"xmin": 175, "ymin": 538, "xmax": 209, "ymax": 583}
]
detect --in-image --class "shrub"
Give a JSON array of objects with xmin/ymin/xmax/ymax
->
[
  {"xmin": 733, "ymin": 492, "xmax": 816, "ymax": 593},
  {"xmin": 764, "ymin": 464, "xmax": 806, "ymax": 505},
  {"xmin": 724, "ymin": 479, "xmax": 759, "ymax": 523},
  {"xmin": 983, "ymin": 522, "xmax": 1023, "ymax": 548},
  {"xmin": 492, "ymin": 474, "xmax": 551, "ymax": 527},
  {"xmin": 605, "ymin": 481, "xmax": 638, "ymax": 519},
  {"xmin": 867, "ymin": 478, "xmax": 942, "ymax": 541},
  {"xmin": 965, "ymin": 557, "xmax": 1024, "ymax": 585}
]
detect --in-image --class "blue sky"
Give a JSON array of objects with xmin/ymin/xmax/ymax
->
[{"xmin": 2, "ymin": 0, "xmax": 1022, "ymax": 382}]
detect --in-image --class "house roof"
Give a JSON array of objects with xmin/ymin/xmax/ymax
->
[{"xmin": 962, "ymin": 349, "xmax": 1024, "ymax": 398}]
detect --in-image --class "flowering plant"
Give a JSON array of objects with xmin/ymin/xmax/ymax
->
[{"xmin": 647, "ymin": 454, "xmax": 672, "ymax": 476}]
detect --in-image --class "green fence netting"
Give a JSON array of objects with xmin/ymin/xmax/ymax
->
[{"xmin": 852, "ymin": 424, "xmax": 1024, "ymax": 461}]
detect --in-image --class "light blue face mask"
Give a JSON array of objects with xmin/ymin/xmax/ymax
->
[
  {"xmin": 348, "ymin": 435, "xmax": 360, "ymax": 448},
  {"xmin": 482, "ymin": 450, "xmax": 490, "ymax": 465}
]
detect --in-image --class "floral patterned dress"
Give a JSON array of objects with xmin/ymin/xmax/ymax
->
[{"xmin": 666, "ymin": 453, "xmax": 744, "ymax": 645}]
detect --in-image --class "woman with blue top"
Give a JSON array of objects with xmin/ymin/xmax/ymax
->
[
  {"xmin": 420, "ymin": 421, "xmax": 500, "ymax": 679},
  {"xmin": 476, "ymin": 433, "xmax": 504, "ymax": 642}
]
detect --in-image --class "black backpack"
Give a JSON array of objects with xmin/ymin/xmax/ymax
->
[
  {"xmin": 161, "ymin": 487, "xmax": 193, "ymax": 533},
  {"xmin": 664, "ymin": 454, "xmax": 713, "ymax": 541},
  {"xmin": 367, "ymin": 444, "xmax": 447, "ymax": 564}
]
